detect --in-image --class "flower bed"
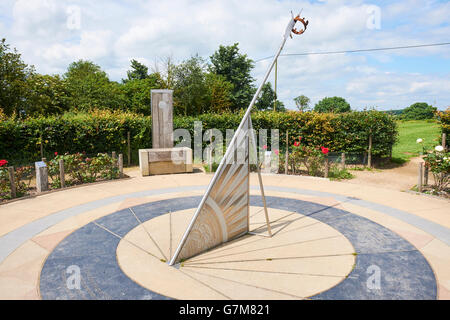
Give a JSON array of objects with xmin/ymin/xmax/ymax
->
[{"xmin": 0, "ymin": 152, "xmax": 122, "ymax": 203}]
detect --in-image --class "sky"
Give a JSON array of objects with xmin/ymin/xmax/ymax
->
[{"xmin": 0, "ymin": 0, "xmax": 449, "ymax": 111}]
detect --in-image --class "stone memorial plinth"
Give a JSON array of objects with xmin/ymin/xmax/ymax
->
[
  {"xmin": 139, "ymin": 147, "xmax": 193, "ymax": 176},
  {"xmin": 139, "ymin": 89, "xmax": 193, "ymax": 176}
]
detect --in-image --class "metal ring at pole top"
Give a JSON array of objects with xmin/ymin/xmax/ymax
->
[{"xmin": 292, "ymin": 15, "xmax": 308, "ymax": 35}]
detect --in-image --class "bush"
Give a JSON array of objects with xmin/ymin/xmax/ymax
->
[
  {"xmin": 0, "ymin": 109, "xmax": 397, "ymax": 165},
  {"xmin": 401, "ymin": 102, "xmax": 437, "ymax": 120},
  {"xmin": 423, "ymin": 147, "xmax": 449, "ymax": 193},
  {"xmin": 328, "ymin": 165, "xmax": 354, "ymax": 181},
  {"xmin": 437, "ymin": 107, "xmax": 450, "ymax": 135},
  {"xmin": 0, "ymin": 162, "xmax": 33, "ymax": 200},
  {"xmin": 46, "ymin": 152, "xmax": 119, "ymax": 188}
]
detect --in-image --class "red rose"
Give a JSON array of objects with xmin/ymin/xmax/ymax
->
[
  {"xmin": 54, "ymin": 152, "xmax": 58, "ymax": 156},
  {"xmin": 263, "ymin": 145, "xmax": 267, "ymax": 150},
  {"xmin": 321, "ymin": 147, "xmax": 329, "ymax": 155},
  {"xmin": 274, "ymin": 149, "xmax": 279, "ymax": 155},
  {"xmin": 294, "ymin": 141, "xmax": 300, "ymax": 147},
  {"xmin": 0, "ymin": 160, "xmax": 8, "ymax": 167},
  {"xmin": 298, "ymin": 136, "xmax": 302, "ymax": 141}
]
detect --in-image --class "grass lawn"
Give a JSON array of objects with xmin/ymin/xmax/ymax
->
[{"xmin": 392, "ymin": 120, "xmax": 441, "ymax": 163}]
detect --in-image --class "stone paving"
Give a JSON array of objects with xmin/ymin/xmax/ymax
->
[{"xmin": 0, "ymin": 171, "xmax": 449, "ymax": 300}]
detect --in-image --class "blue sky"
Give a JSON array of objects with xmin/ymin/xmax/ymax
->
[{"xmin": 0, "ymin": 0, "xmax": 449, "ymax": 111}]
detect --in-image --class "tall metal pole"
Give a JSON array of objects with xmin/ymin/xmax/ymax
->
[
  {"xmin": 169, "ymin": 13, "xmax": 307, "ymax": 266},
  {"xmin": 274, "ymin": 60, "xmax": 278, "ymax": 111}
]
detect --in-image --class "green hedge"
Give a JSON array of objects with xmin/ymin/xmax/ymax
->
[{"xmin": 1, "ymin": 110, "xmax": 397, "ymax": 165}]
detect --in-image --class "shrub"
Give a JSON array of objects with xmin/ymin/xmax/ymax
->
[
  {"xmin": 328, "ymin": 165, "xmax": 355, "ymax": 181},
  {"xmin": 436, "ymin": 107, "xmax": 450, "ymax": 135},
  {"xmin": 423, "ymin": 146, "xmax": 449, "ymax": 193},
  {"xmin": 0, "ymin": 109, "xmax": 397, "ymax": 165},
  {"xmin": 401, "ymin": 102, "xmax": 437, "ymax": 120},
  {"xmin": 0, "ymin": 162, "xmax": 33, "ymax": 199},
  {"xmin": 46, "ymin": 152, "xmax": 119, "ymax": 188}
]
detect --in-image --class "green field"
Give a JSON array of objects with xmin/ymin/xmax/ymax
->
[{"xmin": 392, "ymin": 120, "xmax": 441, "ymax": 163}]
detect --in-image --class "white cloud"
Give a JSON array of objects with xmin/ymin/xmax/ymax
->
[{"xmin": 1, "ymin": 0, "xmax": 449, "ymax": 110}]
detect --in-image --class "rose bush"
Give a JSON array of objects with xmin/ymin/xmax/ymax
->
[
  {"xmin": 289, "ymin": 137, "xmax": 327, "ymax": 176},
  {"xmin": 0, "ymin": 162, "xmax": 33, "ymax": 200},
  {"xmin": 46, "ymin": 152, "xmax": 119, "ymax": 189},
  {"xmin": 423, "ymin": 146, "xmax": 449, "ymax": 193}
]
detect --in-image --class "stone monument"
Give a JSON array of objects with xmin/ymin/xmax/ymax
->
[{"xmin": 139, "ymin": 89, "xmax": 193, "ymax": 176}]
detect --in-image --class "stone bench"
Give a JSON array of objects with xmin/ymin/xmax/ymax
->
[{"xmin": 139, "ymin": 147, "xmax": 193, "ymax": 176}]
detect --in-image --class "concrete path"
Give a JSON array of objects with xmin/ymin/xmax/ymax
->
[{"xmin": 0, "ymin": 170, "xmax": 448, "ymax": 300}]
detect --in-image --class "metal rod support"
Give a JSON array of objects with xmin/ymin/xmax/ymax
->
[{"xmin": 169, "ymin": 14, "xmax": 301, "ymax": 266}]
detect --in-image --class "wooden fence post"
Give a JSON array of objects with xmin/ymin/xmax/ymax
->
[
  {"xmin": 285, "ymin": 131, "xmax": 289, "ymax": 175},
  {"xmin": 112, "ymin": 151, "xmax": 116, "ymax": 166},
  {"xmin": 119, "ymin": 154, "xmax": 124, "ymax": 178},
  {"xmin": 368, "ymin": 134, "xmax": 372, "ymax": 168},
  {"xmin": 8, "ymin": 167, "xmax": 16, "ymax": 198},
  {"xmin": 59, "ymin": 159, "xmax": 65, "ymax": 188},
  {"xmin": 341, "ymin": 152, "xmax": 346, "ymax": 169},
  {"xmin": 40, "ymin": 134, "xmax": 44, "ymax": 159},
  {"xmin": 418, "ymin": 162, "xmax": 423, "ymax": 193},
  {"xmin": 127, "ymin": 131, "xmax": 131, "ymax": 167},
  {"xmin": 324, "ymin": 156, "xmax": 329, "ymax": 178},
  {"xmin": 424, "ymin": 163, "xmax": 429, "ymax": 186},
  {"xmin": 208, "ymin": 132, "xmax": 213, "ymax": 172},
  {"xmin": 443, "ymin": 132, "xmax": 447, "ymax": 151}
]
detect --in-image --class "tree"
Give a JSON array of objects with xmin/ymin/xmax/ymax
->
[
  {"xmin": 314, "ymin": 96, "xmax": 351, "ymax": 113},
  {"xmin": 121, "ymin": 75, "xmax": 160, "ymax": 115},
  {"xmin": 63, "ymin": 60, "xmax": 126, "ymax": 111},
  {"xmin": 152, "ymin": 55, "xmax": 176, "ymax": 89},
  {"xmin": 173, "ymin": 55, "xmax": 208, "ymax": 115},
  {"xmin": 209, "ymin": 43, "xmax": 255, "ymax": 111},
  {"xmin": 294, "ymin": 95, "xmax": 310, "ymax": 112},
  {"xmin": 255, "ymin": 82, "xmax": 284, "ymax": 111},
  {"xmin": 26, "ymin": 74, "xmax": 69, "ymax": 116},
  {"xmin": 205, "ymin": 73, "xmax": 233, "ymax": 113},
  {"xmin": 124, "ymin": 59, "xmax": 149, "ymax": 82},
  {"xmin": 0, "ymin": 38, "xmax": 35, "ymax": 117},
  {"xmin": 401, "ymin": 102, "xmax": 437, "ymax": 120}
]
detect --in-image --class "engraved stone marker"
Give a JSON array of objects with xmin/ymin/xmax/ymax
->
[
  {"xmin": 151, "ymin": 90, "xmax": 173, "ymax": 149},
  {"xmin": 35, "ymin": 161, "xmax": 48, "ymax": 193}
]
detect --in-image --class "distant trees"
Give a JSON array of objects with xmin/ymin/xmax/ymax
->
[
  {"xmin": 314, "ymin": 96, "xmax": 351, "ymax": 113},
  {"xmin": 173, "ymin": 55, "xmax": 208, "ymax": 115},
  {"xmin": 294, "ymin": 95, "xmax": 310, "ymax": 112},
  {"xmin": 255, "ymin": 82, "xmax": 285, "ymax": 112},
  {"xmin": 401, "ymin": 102, "xmax": 437, "ymax": 120},
  {"xmin": 63, "ymin": 60, "xmax": 127, "ymax": 111},
  {"xmin": 0, "ymin": 38, "xmax": 35, "ymax": 117},
  {"xmin": 5, "ymin": 38, "xmax": 384, "ymax": 118},
  {"xmin": 124, "ymin": 59, "xmax": 149, "ymax": 82}
]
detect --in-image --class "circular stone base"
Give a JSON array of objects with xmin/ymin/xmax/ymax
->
[{"xmin": 117, "ymin": 206, "xmax": 356, "ymax": 299}]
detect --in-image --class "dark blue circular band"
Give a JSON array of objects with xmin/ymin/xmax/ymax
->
[{"xmin": 40, "ymin": 196, "xmax": 437, "ymax": 300}]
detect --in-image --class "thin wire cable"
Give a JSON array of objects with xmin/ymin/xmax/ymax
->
[{"xmin": 254, "ymin": 42, "xmax": 450, "ymax": 62}]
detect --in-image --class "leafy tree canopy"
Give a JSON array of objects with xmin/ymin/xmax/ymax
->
[
  {"xmin": 209, "ymin": 43, "xmax": 255, "ymax": 111},
  {"xmin": 314, "ymin": 96, "xmax": 351, "ymax": 113},
  {"xmin": 173, "ymin": 55, "xmax": 208, "ymax": 116},
  {"xmin": 255, "ymin": 82, "xmax": 284, "ymax": 112},
  {"xmin": 124, "ymin": 59, "xmax": 149, "ymax": 83},
  {"xmin": 0, "ymin": 38, "xmax": 35, "ymax": 117},
  {"xmin": 63, "ymin": 60, "xmax": 126, "ymax": 111},
  {"xmin": 294, "ymin": 95, "xmax": 310, "ymax": 112},
  {"xmin": 401, "ymin": 102, "xmax": 437, "ymax": 120}
]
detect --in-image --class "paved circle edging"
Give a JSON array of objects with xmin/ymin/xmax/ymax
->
[{"xmin": 39, "ymin": 195, "xmax": 437, "ymax": 300}]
